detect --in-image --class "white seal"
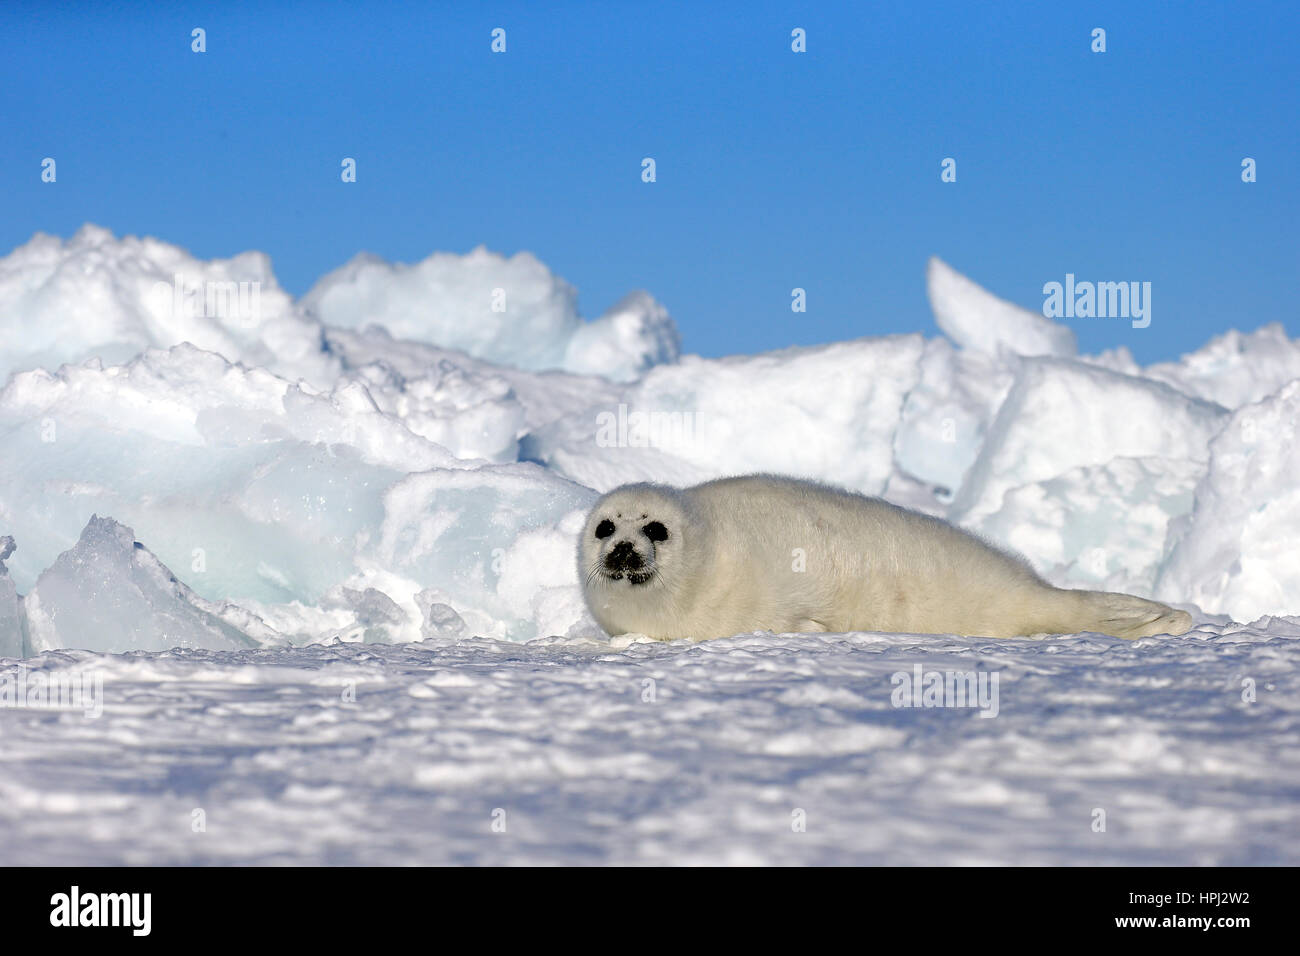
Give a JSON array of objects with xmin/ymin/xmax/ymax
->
[{"xmin": 578, "ymin": 475, "xmax": 1192, "ymax": 641}]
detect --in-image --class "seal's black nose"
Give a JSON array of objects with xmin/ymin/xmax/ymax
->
[{"xmin": 604, "ymin": 541, "xmax": 643, "ymax": 572}]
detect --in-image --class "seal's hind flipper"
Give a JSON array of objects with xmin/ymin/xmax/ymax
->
[{"xmin": 1076, "ymin": 590, "xmax": 1193, "ymax": 640}]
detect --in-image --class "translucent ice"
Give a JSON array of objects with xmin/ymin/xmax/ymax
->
[{"xmin": 22, "ymin": 515, "xmax": 262, "ymax": 654}]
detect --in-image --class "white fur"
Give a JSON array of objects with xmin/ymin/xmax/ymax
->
[{"xmin": 578, "ymin": 475, "xmax": 1193, "ymax": 642}]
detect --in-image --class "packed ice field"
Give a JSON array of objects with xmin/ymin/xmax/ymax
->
[{"xmin": 0, "ymin": 225, "xmax": 1296, "ymax": 864}]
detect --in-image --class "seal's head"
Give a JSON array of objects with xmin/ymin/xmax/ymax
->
[{"xmin": 578, "ymin": 483, "xmax": 691, "ymax": 597}]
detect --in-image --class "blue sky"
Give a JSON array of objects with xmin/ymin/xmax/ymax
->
[{"xmin": 2, "ymin": 0, "xmax": 1296, "ymax": 364}]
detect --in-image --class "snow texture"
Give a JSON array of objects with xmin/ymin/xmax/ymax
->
[{"xmin": 0, "ymin": 621, "xmax": 1295, "ymax": 865}]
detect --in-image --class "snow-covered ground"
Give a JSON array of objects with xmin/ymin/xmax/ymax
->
[
  {"xmin": 3, "ymin": 621, "xmax": 1296, "ymax": 865},
  {"xmin": 1, "ymin": 225, "xmax": 1297, "ymax": 864}
]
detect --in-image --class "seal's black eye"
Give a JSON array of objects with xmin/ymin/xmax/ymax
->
[
  {"xmin": 594, "ymin": 519, "xmax": 615, "ymax": 539},
  {"xmin": 642, "ymin": 521, "xmax": 668, "ymax": 542}
]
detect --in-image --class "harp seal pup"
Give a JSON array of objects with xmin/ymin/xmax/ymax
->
[{"xmin": 578, "ymin": 474, "xmax": 1193, "ymax": 642}]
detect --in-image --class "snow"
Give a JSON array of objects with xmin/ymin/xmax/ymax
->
[
  {"xmin": 1156, "ymin": 380, "xmax": 1300, "ymax": 620},
  {"xmin": 948, "ymin": 358, "xmax": 1231, "ymax": 595},
  {"xmin": 1145, "ymin": 323, "xmax": 1300, "ymax": 409},
  {"xmin": 525, "ymin": 335, "xmax": 926, "ymax": 494},
  {"xmin": 891, "ymin": 336, "xmax": 1013, "ymax": 498},
  {"xmin": 302, "ymin": 247, "xmax": 679, "ymax": 382},
  {"xmin": 926, "ymin": 256, "xmax": 1077, "ymax": 359},
  {"xmin": 0, "ymin": 621, "xmax": 1295, "ymax": 864},
  {"xmin": 0, "ymin": 225, "xmax": 1297, "ymax": 863},
  {"xmin": 0, "ymin": 224, "xmax": 337, "ymax": 389},
  {"xmin": 950, "ymin": 357, "xmax": 1228, "ymax": 528}
]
